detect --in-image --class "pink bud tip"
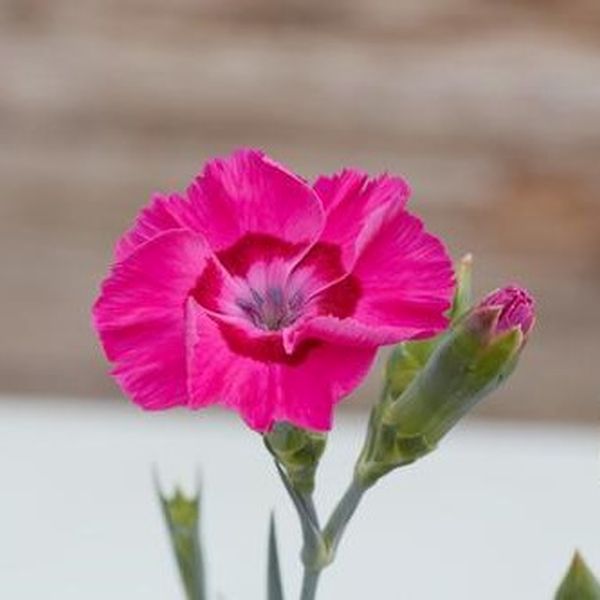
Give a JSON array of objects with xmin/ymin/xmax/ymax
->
[{"xmin": 480, "ymin": 285, "xmax": 536, "ymax": 336}]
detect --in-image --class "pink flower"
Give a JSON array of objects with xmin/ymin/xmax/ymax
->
[
  {"xmin": 93, "ymin": 149, "xmax": 454, "ymax": 432},
  {"xmin": 479, "ymin": 285, "xmax": 536, "ymax": 338}
]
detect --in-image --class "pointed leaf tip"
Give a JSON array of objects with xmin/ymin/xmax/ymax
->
[
  {"xmin": 556, "ymin": 551, "xmax": 600, "ymax": 599},
  {"xmin": 267, "ymin": 513, "xmax": 285, "ymax": 600},
  {"xmin": 155, "ymin": 473, "xmax": 207, "ymax": 600},
  {"xmin": 450, "ymin": 253, "xmax": 473, "ymax": 322}
]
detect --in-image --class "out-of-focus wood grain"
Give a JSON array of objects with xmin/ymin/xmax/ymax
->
[{"xmin": 0, "ymin": 0, "xmax": 598, "ymax": 421}]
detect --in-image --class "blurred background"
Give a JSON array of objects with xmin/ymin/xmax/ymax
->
[{"xmin": 1, "ymin": 0, "xmax": 599, "ymax": 421}]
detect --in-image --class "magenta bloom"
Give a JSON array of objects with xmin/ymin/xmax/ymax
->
[
  {"xmin": 479, "ymin": 285, "xmax": 536, "ymax": 338},
  {"xmin": 93, "ymin": 149, "xmax": 454, "ymax": 432}
]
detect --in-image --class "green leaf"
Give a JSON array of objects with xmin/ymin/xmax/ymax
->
[
  {"xmin": 556, "ymin": 552, "xmax": 600, "ymax": 599},
  {"xmin": 155, "ymin": 474, "xmax": 207, "ymax": 600},
  {"xmin": 267, "ymin": 513, "xmax": 285, "ymax": 600}
]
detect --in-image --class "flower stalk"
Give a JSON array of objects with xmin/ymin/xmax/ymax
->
[
  {"xmin": 269, "ymin": 429, "xmax": 369, "ymax": 600},
  {"xmin": 322, "ymin": 479, "xmax": 366, "ymax": 561},
  {"xmin": 297, "ymin": 478, "xmax": 367, "ymax": 600}
]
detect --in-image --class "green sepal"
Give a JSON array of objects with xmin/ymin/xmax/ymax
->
[
  {"xmin": 556, "ymin": 552, "xmax": 600, "ymax": 599},
  {"xmin": 264, "ymin": 422, "xmax": 326, "ymax": 495},
  {"xmin": 155, "ymin": 476, "xmax": 206, "ymax": 600},
  {"xmin": 450, "ymin": 253, "xmax": 473, "ymax": 322},
  {"xmin": 267, "ymin": 513, "xmax": 285, "ymax": 600}
]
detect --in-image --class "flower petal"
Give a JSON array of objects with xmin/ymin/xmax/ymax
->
[
  {"xmin": 186, "ymin": 303, "xmax": 376, "ymax": 432},
  {"xmin": 351, "ymin": 204, "xmax": 454, "ymax": 327},
  {"xmin": 116, "ymin": 150, "xmax": 326, "ymax": 270},
  {"xmin": 115, "ymin": 193, "xmax": 202, "ymax": 261},
  {"xmin": 287, "ymin": 203, "xmax": 454, "ymax": 350},
  {"xmin": 275, "ymin": 342, "xmax": 377, "ymax": 431},
  {"xmin": 186, "ymin": 302, "xmax": 277, "ymax": 431},
  {"xmin": 286, "ymin": 241, "xmax": 347, "ymax": 302},
  {"xmin": 187, "ymin": 149, "xmax": 325, "ymax": 260},
  {"xmin": 93, "ymin": 230, "xmax": 223, "ymax": 409},
  {"xmin": 284, "ymin": 315, "xmax": 411, "ymax": 350},
  {"xmin": 314, "ymin": 169, "xmax": 410, "ymax": 269}
]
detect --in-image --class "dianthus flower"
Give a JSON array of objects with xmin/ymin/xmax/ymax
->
[{"xmin": 93, "ymin": 149, "xmax": 454, "ymax": 431}]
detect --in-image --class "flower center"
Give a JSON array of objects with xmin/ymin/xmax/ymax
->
[{"xmin": 236, "ymin": 285, "xmax": 304, "ymax": 331}]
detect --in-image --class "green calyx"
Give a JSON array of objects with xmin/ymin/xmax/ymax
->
[
  {"xmin": 357, "ymin": 305, "xmax": 524, "ymax": 488},
  {"xmin": 385, "ymin": 311, "xmax": 523, "ymax": 446},
  {"xmin": 386, "ymin": 338, "xmax": 439, "ymax": 400},
  {"xmin": 355, "ymin": 422, "xmax": 435, "ymax": 488},
  {"xmin": 264, "ymin": 422, "xmax": 327, "ymax": 495}
]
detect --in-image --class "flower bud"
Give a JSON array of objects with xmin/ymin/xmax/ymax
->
[
  {"xmin": 264, "ymin": 422, "xmax": 327, "ymax": 495},
  {"xmin": 479, "ymin": 285, "xmax": 535, "ymax": 339},
  {"xmin": 357, "ymin": 285, "xmax": 535, "ymax": 487}
]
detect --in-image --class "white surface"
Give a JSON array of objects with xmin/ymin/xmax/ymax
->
[{"xmin": 0, "ymin": 397, "xmax": 599, "ymax": 599}]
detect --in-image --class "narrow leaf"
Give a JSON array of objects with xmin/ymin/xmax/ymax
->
[
  {"xmin": 155, "ymin": 474, "xmax": 207, "ymax": 600},
  {"xmin": 267, "ymin": 513, "xmax": 285, "ymax": 600},
  {"xmin": 556, "ymin": 552, "xmax": 600, "ymax": 599}
]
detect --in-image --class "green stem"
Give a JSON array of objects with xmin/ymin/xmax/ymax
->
[
  {"xmin": 271, "ymin": 460, "xmax": 327, "ymax": 598},
  {"xmin": 271, "ymin": 444, "xmax": 369, "ymax": 600},
  {"xmin": 302, "ymin": 493, "xmax": 320, "ymax": 529},
  {"xmin": 299, "ymin": 568, "xmax": 321, "ymax": 600},
  {"xmin": 322, "ymin": 479, "xmax": 366, "ymax": 559},
  {"xmin": 297, "ymin": 479, "xmax": 367, "ymax": 599}
]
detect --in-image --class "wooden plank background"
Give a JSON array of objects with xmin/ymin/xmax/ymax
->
[{"xmin": 1, "ymin": 0, "xmax": 598, "ymax": 421}]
